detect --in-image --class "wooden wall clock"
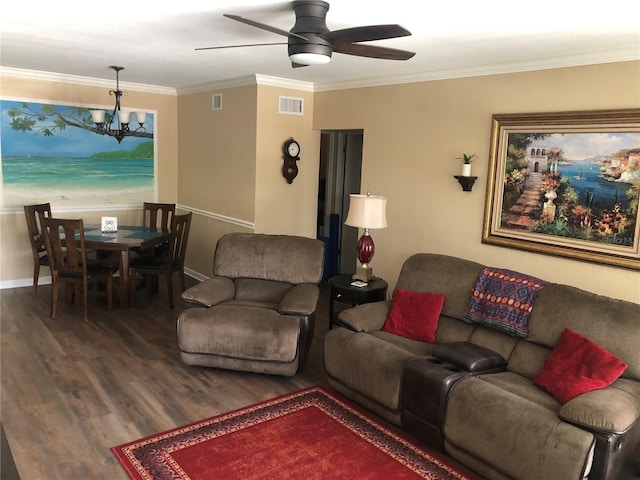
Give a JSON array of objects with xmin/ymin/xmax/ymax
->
[{"xmin": 282, "ymin": 138, "xmax": 300, "ymax": 184}]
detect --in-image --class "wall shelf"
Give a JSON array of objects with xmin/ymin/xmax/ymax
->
[{"xmin": 454, "ymin": 176, "xmax": 477, "ymax": 192}]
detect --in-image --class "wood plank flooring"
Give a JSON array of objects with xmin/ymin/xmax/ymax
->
[{"xmin": 0, "ymin": 277, "xmax": 331, "ymax": 479}]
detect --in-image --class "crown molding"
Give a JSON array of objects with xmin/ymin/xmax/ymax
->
[
  {"xmin": 0, "ymin": 67, "xmax": 176, "ymax": 95},
  {"xmin": 312, "ymin": 48, "xmax": 640, "ymax": 91},
  {"xmin": 177, "ymin": 74, "xmax": 314, "ymax": 94}
]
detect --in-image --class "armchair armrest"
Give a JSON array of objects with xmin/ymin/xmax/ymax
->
[
  {"xmin": 559, "ymin": 379, "xmax": 640, "ymax": 434},
  {"xmin": 432, "ymin": 342, "xmax": 506, "ymax": 373},
  {"xmin": 279, "ymin": 284, "xmax": 320, "ymax": 315},
  {"xmin": 337, "ymin": 301, "xmax": 391, "ymax": 332},
  {"xmin": 181, "ymin": 275, "xmax": 235, "ymax": 307}
]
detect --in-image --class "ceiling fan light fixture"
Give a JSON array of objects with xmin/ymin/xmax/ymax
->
[{"xmin": 289, "ymin": 52, "xmax": 331, "ymax": 65}]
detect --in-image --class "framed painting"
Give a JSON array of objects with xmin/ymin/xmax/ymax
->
[
  {"xmin": 482, "ymin": 109, "xmax": 640, "ymax": 270},
  {"xmin": 1, "ymin": 99, "xmax": 155, "ymax": 210}
]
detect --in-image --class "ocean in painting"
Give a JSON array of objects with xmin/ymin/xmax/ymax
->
[
  {"xmin": 2, "ymin": 155, "xmax": 153, "ymax": 207},
  {"xmin": 556, "ymin": 161, "xmax": 633, "ymax": 210}
]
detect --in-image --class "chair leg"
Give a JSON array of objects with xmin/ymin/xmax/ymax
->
[
  {"xmin": 179, "ymin": 267, "xmax": 186, "ymax": 292},
  {"xmin": 129, "ymin": 271, "xmax": 137, "ymax": 307},
  {"xmin": 82, "ymin": 280, "xmax": 89, "ymax": 323},
  {"xmin": 50, "ymin": 280, "xmax": 58, "ymax": 320},
  {"xmin": 32, "ymin": 264, "xmax": 39, "ymax": 298},
  {"xmin": 167, "ymin": 273, "xmax": 174, "ymax": 309},
  {"xmin": 107, "ymin": 275, "xmax": 113, "ymax": 310}
]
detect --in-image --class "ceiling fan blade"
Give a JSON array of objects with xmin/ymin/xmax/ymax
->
[
  {"xmin": 323, "ymin": 24, "xmax": 411, "ymax": 45},
  {"xmin": 333, "ymin": 43, "xmax": 416, "ymax": 61},
  {"xmin": 223, "ymin": 14, "xmax": 309, "ymax": 41},
  {"xmin": 291, "ymin": 62, "xmax": 308, "ymax": 68},
  {"xmin": 196, "ymin": 42, "xmax": 286, "ymax": 51}
]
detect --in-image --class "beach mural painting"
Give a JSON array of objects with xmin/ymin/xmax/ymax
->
[
  {"xmin": 482, "ymin": 109, "xmax": 640, "ymax": 270},
  {"xmin": 1, "ymin": 99, "xmax": 155, "ymax": 209}
]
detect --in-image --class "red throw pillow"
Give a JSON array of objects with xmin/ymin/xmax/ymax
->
[
  {"xmin": 381, "ymin": 289, "xmax": 445, "ymax": 343},
  {"xmin": 533, "ymin": 328, "xmax": 627, "ymax": 404}
]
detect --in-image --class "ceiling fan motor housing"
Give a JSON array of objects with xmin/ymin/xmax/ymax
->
[{"xmin": 288, "ymin": 0, "xmax": 332, "ymax": 59}]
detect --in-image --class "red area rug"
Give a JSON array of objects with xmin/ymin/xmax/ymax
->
[{"xmin": 112, "ymin": 385, "xmax": 475, "ymax": 480}]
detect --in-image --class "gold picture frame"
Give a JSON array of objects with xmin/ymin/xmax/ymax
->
[{"xmin": 482, "ymin": 109, "xmax": 640, "ymax": 270}]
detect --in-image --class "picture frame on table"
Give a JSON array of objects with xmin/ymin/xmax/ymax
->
[{"xmin": 482, "ymin": 109, "xmax": 640, "ymax": 270}]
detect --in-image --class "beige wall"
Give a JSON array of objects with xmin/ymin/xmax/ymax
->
[
  {"xmin": 0, "ymin": 75, "xmax": 179, "ymax": 286},
  {"xmin": 177, "ymin": 83, "xmax": 320, "ymax": 277},
  {"xmin": 254, "ymin": 86, "xmax": 319, "ymax": 235},
  {"xmin": 177, "ymin": 86, "xmax": 257, "ymax": 274},
  {"xmin": 313, "ymin": 61, "xmax": 640, "ymax": 303},
  {"xmin": 2, "ymin": 62, "xmax": 639, "ymax": 304}
]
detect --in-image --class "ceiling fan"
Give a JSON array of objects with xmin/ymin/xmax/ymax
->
[{"xmin": 196, "ymin": 0, "xmax": 415, "ymax": 67}]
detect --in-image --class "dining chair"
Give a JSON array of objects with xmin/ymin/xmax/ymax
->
[
  {"xmin": 41, "ymin": 217, "xmax": 113, "ymax": 323},
  {"xmin": 137, "ymin": 202, "xmax": 177, "ymax": 264},
  {"xmin": 24, "ymin": 203, "xmax": 52, "ymax": 298},
  {"xmin": 143, "ymin": 202, "xmax": 175, "ymax": 232},
  {"xmin": 129, "ymin": 211, "xmax": 192, "ymax": 309}
]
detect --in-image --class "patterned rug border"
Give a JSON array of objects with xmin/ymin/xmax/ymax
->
[{"xmin": 112, "ymin": 385, "xmax": 476, "ymax": 480}]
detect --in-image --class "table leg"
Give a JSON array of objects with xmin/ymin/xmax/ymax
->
[{"xmin": 118, "ymin": 250, "xmax": 130, "ymax": 308}]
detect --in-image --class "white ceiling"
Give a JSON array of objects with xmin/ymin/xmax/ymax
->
[{"xmin": 1, "ymin": 0, "xmax": 639, "ymax": 93}]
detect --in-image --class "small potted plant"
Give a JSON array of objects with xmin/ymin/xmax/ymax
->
[{"xmin": 456, "ymin": 153, "xmax": 477, "ymax": 177}]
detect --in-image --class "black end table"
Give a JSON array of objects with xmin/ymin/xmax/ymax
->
[{"xmin": 328, "ymin": 274, "xmax": 388, "ymax": 329}]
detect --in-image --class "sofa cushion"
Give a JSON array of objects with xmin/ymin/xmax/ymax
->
[
  {"xmin": 177, "ymin": 305, "xmax": 300, "ymax": 363},
  {"xmin": 534, "ymin": 328, "xmax": 628, "ymax": 404},
  {"xmin": 324, "ymin": 328, "xmax": 431, "ymax": 412},
  {"xmin": 445, "ymin": 373, "xmax": 594, "ymax": 480},
  {"xmin": 395, "ymin": 254, "xmax": 483, "ymax": 322},
  {"xmin": 381, "ymin": 289, "xmax": 445, "ymax": 343}
]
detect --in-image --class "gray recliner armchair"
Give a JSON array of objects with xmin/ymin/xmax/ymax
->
[{"xmin": 177, "ymin": 233, "xmax": 325, "ymax": 376}]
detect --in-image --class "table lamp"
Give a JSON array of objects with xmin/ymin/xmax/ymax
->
[{"xmin": 344, "ymin": 193, "xmax": 387, "ymax": 282}]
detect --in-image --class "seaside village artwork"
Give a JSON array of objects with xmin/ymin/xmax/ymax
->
[{"xmin": 500, "ymin": 133, "xmax": 639, "ymax": 248}]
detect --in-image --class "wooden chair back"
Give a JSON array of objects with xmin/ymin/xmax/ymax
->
[
  {"xmin": 168, "ymin": 212, "xmax": 193, "ymax": 269},
  {"xmin": 41, "ymin": 217, "xmax": 113, "ymax": 322},
  {"xmin": 143, "ymin": 202, "xmax": 175, "ymax": 232},
  {"xmin": 130, "ymin": 211, "xmax": 192, "ymax": 309},
  {"xmin": 42, "ymin": 217, "xmax": 86, "ymax": 278},
  {"xmin": 23, "ymin": 203, "xmax": 52, "ymax": 297}
]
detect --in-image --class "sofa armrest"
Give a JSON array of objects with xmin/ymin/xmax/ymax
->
[
  {"xmin": 559, "ymin": 379, "xmax": 640, "ymax": 434},
  {"xmin": 431, "ymin": 342, "xmax": 506, "ymax": 373},
  {"xmin": 279, "ymin": 284, "xmax": 320, "ymax": 315},
  {"xmin": 181, "ymin": 275, "xmax": 235, "ymax": 307},
  {"xmin": 337, "ymin": 301, "xmax": 391, "ymax": 332}
]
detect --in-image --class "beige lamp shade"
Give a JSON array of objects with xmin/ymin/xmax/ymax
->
[{"xmin": 344, "ymin": 194, "xmax": 388, "ymax": 229}]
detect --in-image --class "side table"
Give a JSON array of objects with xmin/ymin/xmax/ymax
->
[{"xmin": 328, "ymin": 274, "xmax": 388, "ymax": 329}]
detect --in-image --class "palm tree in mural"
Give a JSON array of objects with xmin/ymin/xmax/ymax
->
[{"xmin": 6, "ymin": 103, "xmax": 153, "ymax": 140}]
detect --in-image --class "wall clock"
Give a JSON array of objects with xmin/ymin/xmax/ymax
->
[{"xmin": 283, "ymin": 138, "xmax": 300, "ymax": 184}]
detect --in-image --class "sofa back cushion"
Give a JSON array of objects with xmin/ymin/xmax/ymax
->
[
  {"xmin": 234, "ymin": 278, "xmax": 293, "ymax": 304},
  {"xmin": 395, "ymin": 254, "xmax": 483, "ymax": 322},
  {"xmin": 525, "ymin": 284, "xmax": 640, "ymax": 380},
  {"xmin": 213, "ymin": 233, "xmax": 325, "ymax": 285}
]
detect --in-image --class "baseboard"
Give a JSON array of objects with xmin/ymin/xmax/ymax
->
[{"xmin": 0, "ymin": 269, "xmax": 208, "ymax": 291}]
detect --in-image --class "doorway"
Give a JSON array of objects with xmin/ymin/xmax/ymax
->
[{"xmin": 317, "ymin": 129, "xmax": 364, "ymax": 278}]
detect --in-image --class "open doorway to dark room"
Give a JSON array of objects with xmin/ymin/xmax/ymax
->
[{"xmin": 317, "ymin": 130, "xmax": 363, "ymax": 279}]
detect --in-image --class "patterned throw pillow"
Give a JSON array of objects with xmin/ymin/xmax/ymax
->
[
  {"xmin": 381, "ymin": 289, "xmax": 445, "ymax": 343},
  {"xmin": 533, "ymin": 328, "xmax": 627, "ymax": 404}
]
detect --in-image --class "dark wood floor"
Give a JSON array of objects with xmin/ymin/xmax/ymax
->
[{"xmin": 0, "ymin": 277, "xmax": 332, "ymax": 479}]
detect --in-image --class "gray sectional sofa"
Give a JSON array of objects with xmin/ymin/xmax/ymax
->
[{"xmin": 324, "ymin": 253, "xmax": 640, "ymax": 480}]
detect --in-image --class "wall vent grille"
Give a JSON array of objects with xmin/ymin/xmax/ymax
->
[
  {"xmin": 212, "ymin": 93, "xmax": 222, "ymax": 110},
  {"xmin": 279, "ymin": 96, "xmax": 303, "ymax": 115}
]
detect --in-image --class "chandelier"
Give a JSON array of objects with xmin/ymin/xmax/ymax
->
[{"xmin": 89, "ymin": 66, "xmax": 149, "ymax": 143}]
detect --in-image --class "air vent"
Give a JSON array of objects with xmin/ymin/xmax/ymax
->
[
  {"xmin": 279, "ymin": 96, "xmax": 303, "ymax": 115},
  {"xmin": 212, "ymin": 93, "xmax": 222, "ymax": 110}
]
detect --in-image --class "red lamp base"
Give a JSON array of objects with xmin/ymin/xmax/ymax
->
[{"xmin": 353, "ymin": 232, "xmax": 375, "ymax": 281}]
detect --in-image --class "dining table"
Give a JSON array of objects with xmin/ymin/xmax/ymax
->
[{"xmin": 82, "ymin": 225, "xmax": 171, "ymax": 308}]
